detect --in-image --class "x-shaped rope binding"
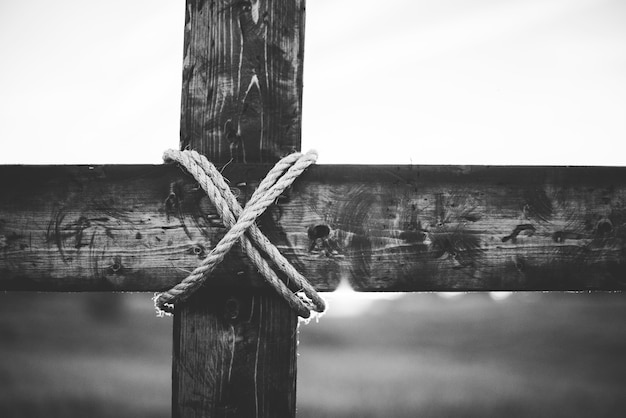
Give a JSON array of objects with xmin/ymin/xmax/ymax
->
[{"xmin": 154, "ymin": 149, "xmax": 326, "ymax": 318}]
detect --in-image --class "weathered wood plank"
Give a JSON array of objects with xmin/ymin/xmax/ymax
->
[
  {"xmin": 173, "ymin": 288, "xmax": 297, "ymax": 417},
  {"xmin": 180, "ymin": 0, "xmax": 304, "ymax": 163},
  {"xmin": 174, "ymin": 1, "xmax": 304, "ymax": 417},
  {"xmin": 1, "ymin": 164, "xmax": 626, "ymax": 292}
]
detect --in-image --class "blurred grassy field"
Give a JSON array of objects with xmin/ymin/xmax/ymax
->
[
  {"xmin": 1, "ymin": 291, "xmax": 625, "ymax": 417},
  {"xmin": 298, "ymin": 293, "xmax": 626, "ymax": 417}
]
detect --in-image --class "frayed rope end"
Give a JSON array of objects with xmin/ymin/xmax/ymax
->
[
  {"xmin": 162, "ymin": 149, "xmax": 178, "ymax": 164},
  {"xmin": 305, "ymin": 149, "xmax": 319, "ymax": 161},
  {"xmin": 152, "ymin": 292, "xmax": 174, "ymax": 317}
]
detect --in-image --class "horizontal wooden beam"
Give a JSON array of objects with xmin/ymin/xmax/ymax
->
[{"xmin": 1, "ymin": 164, "xmax": 625, "ymax": 292}]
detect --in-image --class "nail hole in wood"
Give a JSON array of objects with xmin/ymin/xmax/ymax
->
[
  {"xmin": 597, "ymin": 219, "xmax": 613, "ymax": 236},
  {"xmin": 307, "ymin": 224, "xmax": 330, "ymax": 240},
  {"xmin": 190, "ymin": 244, "xmax": 205, "ymax": 258},
  {"xmin": 224, "ymin": 298, "xmax": 240, "ymax": 320},
  {"xmin": 110, "ymin": 259, "xmax": 122, "ymax": 274}
]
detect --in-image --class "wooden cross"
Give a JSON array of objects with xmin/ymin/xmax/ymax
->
[{"xmin": 1, "ymin": 1, "xmax": 625, "ymax": 416}]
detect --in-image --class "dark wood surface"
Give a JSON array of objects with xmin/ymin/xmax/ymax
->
[
  {"xmin": 179, "ymin": 0, "xmax": 305, "ymax": 164},
  {"xmin": 1, "ymin": 164, "xmax": 626, "ymax": 293},
  {"xmin": 172, "ymin": 1, "xmax": 304, "ymax": 417},
  {"xmin": 173, "ymin": 289, "xmax": 297, "ymax": 417}
]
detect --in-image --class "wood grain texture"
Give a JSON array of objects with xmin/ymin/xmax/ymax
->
[
  {"xmin": 175, "ymin": 1, "xmax": 304, "ymax": 417},
  {"xmin": 1, "ymin": 164, "xmax": 626, "ymax": 293},
  {"xmin": 180, "ymin": 0, "xmax": 305, "ymax": 163},
  {"xmin": 173, "ymin": 288, "xmax": 297, "ymax": 417}
]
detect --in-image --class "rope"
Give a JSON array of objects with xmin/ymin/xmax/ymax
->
[{"xmin": 154, "ymin": 149, "xmax": 325, "ymax": 318}]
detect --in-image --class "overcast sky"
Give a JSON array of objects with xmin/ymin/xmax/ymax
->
[{"xmin": 1, "ymin": 0, "xmax": 625, "ymax": 165}]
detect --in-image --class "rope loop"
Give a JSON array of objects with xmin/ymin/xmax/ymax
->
[{"xmin": 154, "ymin": 149, "xmax": 325, "ymax": 318}]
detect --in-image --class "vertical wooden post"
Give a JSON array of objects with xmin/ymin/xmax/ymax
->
[{"xmin": 173, "ymin": 1, "xmax": 305, "ymax": 417}]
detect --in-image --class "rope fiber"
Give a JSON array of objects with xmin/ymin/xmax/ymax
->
[{"xmin": 154, "ymin": 149, "xmax": 325, "ymax": 318}]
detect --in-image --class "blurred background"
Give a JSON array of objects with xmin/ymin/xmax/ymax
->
[
  {"xmin": 1, "ymin": 0, "xmax": 626, "ymax": 416},
  {"xmin": 1, "ymin": 291, "xmax": 625, "ymax": 417}
]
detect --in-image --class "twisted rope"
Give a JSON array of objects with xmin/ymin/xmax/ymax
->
[{"xmin": 154, "ymin": 149, "xmax": 325, "ymax": 318}]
